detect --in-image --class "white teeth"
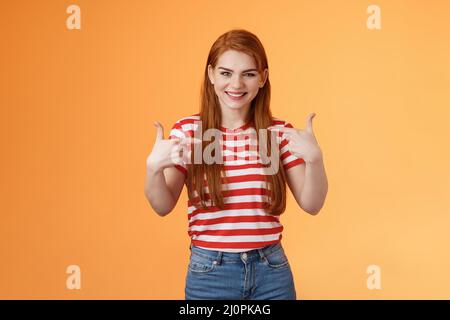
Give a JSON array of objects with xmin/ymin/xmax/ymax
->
[{"xmin": 226, "ymin": 92, "xmax": 246, "ymax": 97}]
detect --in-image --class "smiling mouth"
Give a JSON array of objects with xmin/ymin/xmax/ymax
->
[{"xmin": 225, "ymin": 91, "xmax": 247, "ymax": 97}]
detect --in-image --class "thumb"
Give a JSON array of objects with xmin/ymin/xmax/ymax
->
[
  {"xmin": 306, "ymin": 113, "xmax": 316, "ymax": 134},
  {"xmin": 153, "ymin": 121, "xmax": 164, "ymax": 141}
]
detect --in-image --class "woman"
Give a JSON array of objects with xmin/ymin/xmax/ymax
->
[{"xmin": 145, "ymin": 29, "xmax": 328, "ymax": 300}]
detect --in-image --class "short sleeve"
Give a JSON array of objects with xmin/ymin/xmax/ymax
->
[
  {"xmin": 279, "ymin": 122, "xmax": 305, "ymax": 171},
  {"xmin": 168, "ymin": 121, "xmax": 188, "ymax": 177}
]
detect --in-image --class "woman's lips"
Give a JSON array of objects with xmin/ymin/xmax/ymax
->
[{"xmin": 225, "ymin": 91, "xmax": 247, "ymax": 100}]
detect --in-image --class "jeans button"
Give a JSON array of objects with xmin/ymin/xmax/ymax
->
[{"xmin": 242, "ymin": 253, "xmax": 247, "ymax": 260}]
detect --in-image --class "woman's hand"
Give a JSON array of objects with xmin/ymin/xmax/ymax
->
[
  {"xmin": 146, "ymin": 121, "xmax": 199, "ymax": 174},
  {"xmin": 268, "ymin": 113, "xmax": 323, "ymax": 164}
]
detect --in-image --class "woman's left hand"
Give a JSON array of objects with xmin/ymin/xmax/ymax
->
[{"xmin": 268, "ymin": 113, "xmax": 323, "ymax": 164}]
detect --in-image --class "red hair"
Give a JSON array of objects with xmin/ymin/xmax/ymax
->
[{"xmin": 187, "ymin": 29, "xmax": 288, "ymax": 216}]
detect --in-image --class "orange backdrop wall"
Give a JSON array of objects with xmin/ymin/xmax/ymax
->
[{"xmin": 1, "ymin": 0, "xmax": 450, "ymax": 299}]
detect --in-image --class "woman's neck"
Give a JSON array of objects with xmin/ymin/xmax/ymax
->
[{"xmin": 220, "ymin": 106, "xmax": 251, "ymax": 129}]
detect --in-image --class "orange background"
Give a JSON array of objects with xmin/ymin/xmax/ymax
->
[{"xmin": 1, "ymin": 0, "xmax": 450, "ymax": 299}]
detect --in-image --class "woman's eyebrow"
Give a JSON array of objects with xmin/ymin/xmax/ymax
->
[{"xmin": 218, "ymin": 67, "xmax": 258, "ymax": 72}]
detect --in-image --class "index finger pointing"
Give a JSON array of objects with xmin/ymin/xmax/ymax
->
[
  {"xmin": 267, "ymin": 126, "xmax": 297, "ymax": 133},
  {"xmin": 180, "ymin": 137, "xmax": 202, "ymax": 145}
]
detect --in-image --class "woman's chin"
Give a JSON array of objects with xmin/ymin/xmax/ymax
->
[
  {"xmin": 222, "ymin": 100, "xmax": 250, "ymax": 110},
  {"xmin": 225, "ymin": 104, "xmax": 246, "ymax": 110}
]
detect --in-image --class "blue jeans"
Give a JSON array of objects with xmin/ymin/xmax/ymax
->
[{"xmin": 185, "ymin": 242, "xmax": 297, "ymax": 300}]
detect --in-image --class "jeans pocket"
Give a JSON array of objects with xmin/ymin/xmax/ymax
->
[
  {"xmin": 263, "ymin": 249, "xmax": 289, "ymax": 269},
  {"xmin": 188, "ymin": 252, "xmax": 217, "ymax": 274}
]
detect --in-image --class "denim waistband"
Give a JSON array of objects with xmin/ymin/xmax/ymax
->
[{"xmin": 189, "ymin": 242, "xmax": 284, "ymax": 263}]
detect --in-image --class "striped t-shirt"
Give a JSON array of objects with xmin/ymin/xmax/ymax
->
[{"xmin": 169, "ymin": 113, "xmax": 305, "ymax": 252}]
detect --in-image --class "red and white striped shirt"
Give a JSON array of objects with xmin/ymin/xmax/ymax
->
[{"xmin": 169, "ymin": 114, "xmax": 305, "ymax": 252}]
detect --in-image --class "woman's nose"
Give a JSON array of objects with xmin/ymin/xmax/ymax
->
[{"xmin": 230, "ymin": 75, "xmax": 243, "ymax": 88}]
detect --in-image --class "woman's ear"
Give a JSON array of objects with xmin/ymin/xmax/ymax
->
[
  {"xmin": 207, "ymin": 64, "xmax": 215, "ymax": 85},
  {"xmin": 260, "ymin": 68, "xmax": 268, "ymax": 87}
]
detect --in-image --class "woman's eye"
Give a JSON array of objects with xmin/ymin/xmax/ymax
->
[{"xmin": 220, "ymin": 72, "xmax": 256, "ymax": 77}]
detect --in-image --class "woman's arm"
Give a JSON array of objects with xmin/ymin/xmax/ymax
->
[
  {"xmin": 145, "ymin": 166, "xmax": 185, "ymax": 217},
  {"xmin": 270, "ymin": 113, "xmax": 328, "ymax": 215},
  {"xmin": 300, "ymin": 155, "xmax": 328, "ymax": 215},
  {"xmin": 285, "ymin": 155, "xmax": 328, "ymax": 215}
]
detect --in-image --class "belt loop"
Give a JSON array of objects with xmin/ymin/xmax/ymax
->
[
  {"xmin": 257, "ymin": 248, "xmax": 265, "ymax": 260},
  {"xmin": 216, "ymin": 251, "xmax": 223, "ymax": 265}
]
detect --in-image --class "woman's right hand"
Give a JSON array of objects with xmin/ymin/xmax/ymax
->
[{"xmin": 146, "ymin": 121, "xmax": 199, "ymax": 174}]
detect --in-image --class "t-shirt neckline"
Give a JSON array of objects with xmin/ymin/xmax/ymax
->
[{"xmin": 219, "ymin": 120, "xmax": 254, "ymax": 132}]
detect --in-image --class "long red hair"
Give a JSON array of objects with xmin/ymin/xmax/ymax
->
[{"xmin": 187, "ymin": 29, "xmax": 288, "ymax": 216}]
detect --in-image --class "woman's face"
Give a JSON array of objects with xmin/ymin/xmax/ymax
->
[{"xmin": 208, "ymin": 50, "xmax": 268, "ymax": 113}]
